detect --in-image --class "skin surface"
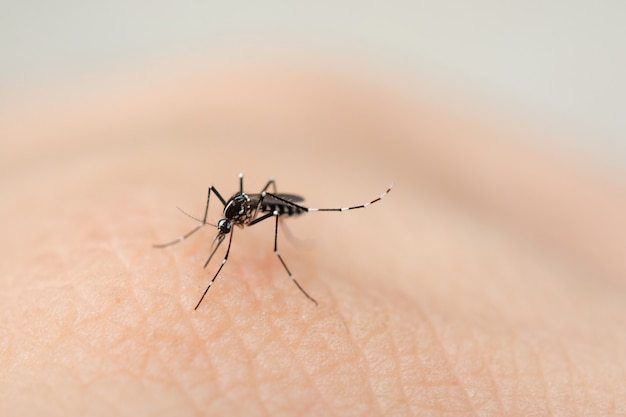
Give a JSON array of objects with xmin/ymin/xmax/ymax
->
[{"xmin": 1, "ymin": 58, "xmax": 626, "ymax": 416}]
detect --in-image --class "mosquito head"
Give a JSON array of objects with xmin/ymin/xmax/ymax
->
[{"xmin": 217, "ymin": 219, "xmax": 232, "ymax": 235}]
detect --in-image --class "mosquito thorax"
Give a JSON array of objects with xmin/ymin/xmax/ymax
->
[{"xmin": 224, "ymin": 193, "xmax": 250, "ymax": 220}]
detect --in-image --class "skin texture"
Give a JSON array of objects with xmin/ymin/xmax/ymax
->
[{"xmin": 1, "ymin": 58, "xmax": 626, "ymax": 416}]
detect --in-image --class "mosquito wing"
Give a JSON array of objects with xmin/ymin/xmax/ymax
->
[
  {"xmin": 270, "ymin": 193, "xmax": 304, "ymax": 204},
  {"xmin": 249, "ymin": 193, "xmax": 305, "ymax": 205},
  {"xmin": 249, "ymin": 193, "xmax": 306, "ymax": 216}
]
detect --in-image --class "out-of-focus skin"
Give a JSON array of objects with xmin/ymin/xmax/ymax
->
[{"xmin": 1, "ymin": 58, "xmax": 626, "ymax": 416}]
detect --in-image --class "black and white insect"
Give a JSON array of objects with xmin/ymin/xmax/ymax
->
[{"xmin": 154, "ymin": 173, "xmax": 392, "ymax": 309}]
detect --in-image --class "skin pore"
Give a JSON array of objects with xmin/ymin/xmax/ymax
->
[{"xmin": 1, "ymin": 60, "xmax": 625, "ymax": 416}]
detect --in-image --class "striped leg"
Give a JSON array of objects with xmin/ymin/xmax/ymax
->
[
  {"xmin": 272, "ymin": 211, "xmax": 318, "ymax": 305},
  {"xmin": 194, "ymin": 230, "xmax": 234, "ymax": 310},
  {"xmin": 238, "ymin": 172, "xmax": 279, "ymax": 193},
  {"xmin": 263, "ymin": 184, "xmax": 393, "ymax": 213},
  {"xmin": 253, "ymin": 178, "xmax": 277, "ymax": 215},
  {"xmin": 260, "ymin": 177, "xmax": 278, "ymax": 194}
]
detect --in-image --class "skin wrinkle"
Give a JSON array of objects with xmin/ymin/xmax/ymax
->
[
  {"xmin": 244, "ymin": 339, "xmax": 280, "ymax": 417},
  {"xmin": 531, "ymin": 347, "xmax": 552, "ymax": 415},
  {"xmin": 24, "ymin": 316, "xmax": 94, "ymax": 412},
  {"xmin": 384, "ymin": 337, "xmax": 416, "ymax": 417},
  {"xmin": 418, "ymin": 307, "xmax": 477, "ymax": 415},
  {"xmin": 355, "ymin": 344, "xmax": 388, "ymax": 417},
  {"xmin": 425, "ymin": 300, "xmax": 508, "ymax": 413},
  {"xmin": 360, "ymin": 296, "xmax": 410, "ymax": 415},
  {"xmin": 167, "ymin": 332, "xmax": 222, "ymax": 416},
  {"xmin": 449, "ymin": 329, "xmax": 501, "ymax": 414},
  {"xmin": 155, "ymin": 324, "xmax": 206, "ymax": 417},
  {"xmin": 338, "ymin": 279, "xmax": 467, "ymax": 415},
  {"xmin": 325, "ymin": 326, "xmax": 384, "ymax": 417},
  {"xmin": 179, "ymin": 310, "xmax": 222, "ymax": 416},
  {"xmin": 310, "ymin": 312, "xmax": 377, "ymax": 415},
  {"xmin": 508, "ymin": 335, "xmax": 529, "ymax": 413},
  {"xmin": 550, "ymin": 341, "xmax": 578, "ymax": 417},
  {"xmin": 210, "ymin": 269, "xmax": 315, "ymax": 416},
  {"xmin": 509, "ymin": 338, "xmax": 523, "ymax": 414},
  {"xmin": 255, "ymin": 342, "xmax": 313, "ymax": 417},
  {"xmin": 216, "ymin": 297, "xmax": 275, "ymax": 416},
  {"xmin": 89, "ymin": 321, "xmax": 145, "ymax": 384},
  {"xmin": 517, "ymin": 339, "xmax": 551, "ymax": 415},
  {"xmin": 481, "ymin": 341, "xmax": 507, "ymax": 416},
  {"xmin": 195, "ymin": 309, "xmax": 241, "ymax": 403},
  {"xmin": 264, "ymin": 328, "xmax": 332, "ymax": 413},
  {"xmin": 392, "ymin": 316, "xmax": 427, "ymax": 415},
  {"xmin": 467, "ymin": 324, "xmax": 511, "ymax": 414},
  {"xmin": 326, "ymin": 283, "xmax": 392, "ymax": 416},
  {"xmin": 94, "ymin": 239, "xmax": 201, "ymax": 415},
  {"xmin": 488, "ymin": 337, "xmax": 518, "ymax": 414},
  {"xmin": 534, "ymin": 344, "xmax": 552, "ymax": 415},
  {"xmin": 364, "ymin": 304, "xmax": 409, "ymax": 416},
  {"xmin": 442, "ymin": 221, "xmax": 616, "ymax": 412},
  {"xmin": 386, "ymin": 315, "xmax": 416, "ymax": 415},
  {"xmin": 556, "ymin": 341, "xmax": 579, "ymax": 417},
  {"xmin": 270, "ymin": 313, "xmax": 347, "ymax": 417},
  {"xmin": 302, "ymin": 293, "xmax": 386, "ymax": 415},
  {"xmin": 0, "ymin": 326, "xmax": 12, "ymax": 413}
]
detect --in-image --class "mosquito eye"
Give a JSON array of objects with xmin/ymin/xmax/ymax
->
[{"xmin": 217, "ymin": 219, "xmax": 231, "ymax": 233}]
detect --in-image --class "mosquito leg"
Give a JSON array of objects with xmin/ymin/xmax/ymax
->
[
  {"xmin": 272, "ymin": 211, "xmax": 318, "ymax": 305},
  {"xmin": 247, "ymin": 178, "xmax": 277, "ymax": 218},
  {"xmin": 204, "ymin": 185, "xmax": 227, "ymax": 223},
  {"xmin": 195, "ymin": 230, "xmax": 234, "ymax": 310},
  {"xmin": 260, "ymin": 178, "xmax": 277, "ymax": 193},
  {"xmin": 249, "ymin": 211, "xmax": 274, "ymax": 226},
  {"xmin": 263, "ymin": 184, "xmax": 393, "ymax": 213}
]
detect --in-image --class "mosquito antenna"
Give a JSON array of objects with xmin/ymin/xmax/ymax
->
[
  {"xmin": 176, "ymin": 206, "xmax": 216, "ymax": 227},
  {"xmin": 152, "ymin": 208, "xmax": 216, "ymax": 249}
]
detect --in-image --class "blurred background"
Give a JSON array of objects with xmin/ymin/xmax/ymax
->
[{"xmin": 1, "ymin": 1, "xmax": 625, "ymax": 166}]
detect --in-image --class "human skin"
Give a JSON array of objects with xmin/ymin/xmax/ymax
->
[{"xmin": 1, "ymin": 59, "xmax": 626, "ymax": 416}]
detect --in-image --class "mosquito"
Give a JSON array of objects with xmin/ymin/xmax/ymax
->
[{"xmin": 154, "ymin": 173, "xmax": 392, "ymax": 309}]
